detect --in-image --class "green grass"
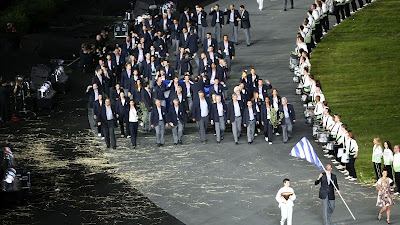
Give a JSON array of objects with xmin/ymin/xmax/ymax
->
[{"xmin": 310, "ymin": 0, "xmax": 400, "ymax": 184}]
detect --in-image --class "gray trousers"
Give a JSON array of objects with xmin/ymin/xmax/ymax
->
[
  {"xmin": 197, "ymin": 116, "xmax": 209, "ymax": 141},
  {"xmin": 88, "ymin": 108, "xmax": 96, "ymax": 131},
  {"xmin": 322, "ymin": 197, "xmax": 335, "ymax": 225},
  {"xmin": 230, "ymin": 23, "xmax": 238, "ymax": 44},
  {"xmin": 213, "ymin": 23, "xmax": 222, "ymax": 43},
  {"xmin": 172, "ymin": 38, "xmax": 180, "ymax": 55},
  {"xmin": 215, "ymin": 116, "xmax": 225, "ymax": 142},
  {"xmin": 187, "ymin": 97, "xmax": 193, "ymax": 112},
  {"xmin": 232, "ymin": 116, "xmax": 242, "ymax": 142},
  {"xmin": 246, "ymin": 120, "xmax": 256, "ymax": 142},
  {"xmin": 172, "ymin": 121, "xmax": 184, "ymax": 144},
  {"xmin": 155, "ymin": 121, "xmax": 165, "ymax": 144},
  {"xmin": 198, "ymin": 26, "xmax": 206, "ymax": 43},
  {"xmin": 103, "ymin": 120, "xmax": 116, "ymax": 148},
  {"xmin": 192, "ymin": 54, "xmax": 200, "ymax": 73},
  {"xmin": 243, "ymin": 28, "xmax": 251, "ymax": 45},
  {"xmin": 282, "ymin": 117, "xmax": 293, "ymax": 142}
]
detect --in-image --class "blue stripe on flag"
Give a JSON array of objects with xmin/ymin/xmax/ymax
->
[{"xmin": 290, "ymin": 137, "xmax": 323, "ymax": 170}]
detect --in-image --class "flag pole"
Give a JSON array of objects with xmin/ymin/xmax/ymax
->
[{"xmin": 316, "ymin": 157, "xmax": 356, "ymax": 220}]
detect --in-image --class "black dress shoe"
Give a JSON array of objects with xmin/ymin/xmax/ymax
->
[
  {"xmin": 106, "ymin": 145, "xmax": 110, "ymax": 148},
  {"xmin": 112, "ymin": 146, "xmax": 117, "ymax": 149},
  {"xmin": 174, "ymin": 143, "xmax": 178, "ymax": 145},
  {"xmin": 284, "ymin": 8, "xmax": 287, "ymax": 11},
  {"xmin": 235, "ymin": 142, "xmax": 239, "ymax": 145},
  {"xmin": 157, "ymin": 143, "xmax": 161, "ymax": 147}
]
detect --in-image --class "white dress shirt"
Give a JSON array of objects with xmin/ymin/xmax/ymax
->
[
  {"xmin": 249, "ymin": 108, "xmax": 255, "ymax": 121},
  {"xmin": 233, "ymin": 101, "xmax": 241, "ymax": 117},
  {"xmin": 129, "ymin": 108, "xmax": 138, "ymax": 122},
  {"xmin": 157, "ymin": 107, "xmax": 163, "ymax": 121},
  {"xmin": 106, "ymin": 106, "xmax": 113, "ymax": 120},
  {"xmin": 217, "ymin": 102, "xmax": 224, "ymax": 117},
  {"xmin": 200, "ymin": 99, "xmax": 209, "ymax": 117}
]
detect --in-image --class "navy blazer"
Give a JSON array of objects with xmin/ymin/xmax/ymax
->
[
  {"xmin": 185, "ymin": 34, "xmax": 199, "ymax": 54},
  {"xmin": 167, "ymin": 105, "xmax": 188, "ymax": 125},
  {"xmin": 111, "ymin": 87, "xmax": 123, "ymax": 102},
  {"xmin": 153, "ymin": 83, "xmax": 167, "ymax": 101},
  {"xmin": 209, "ymin": 10, "xmax": 225, "ymax": 27},
  {"xmin": 261, "ymin": 105, "xmax": 273, "ymax": 122},
  {"xmin": 224, "ymin": 9, "xmax": 240, "ymax": 26},
  {"xmin": 169, "ymin": 24, "xmax": 181, "ymax": 40},
  {"xmin": 227, "ymin": 100, "xmax": 244, "ymax": 122},
  {"xmin": 208, "ymin": 83, "xmax": 224, "ymax": 97},
  {"xmin": 150, "ymin": 106, "xmax": 167, "ymax": 126},
  {"xmin": 86, "ymin": 88, "xmax": 102, "ymax": 108},
  {"xmin": 206, "ymin": 67, "xmax": 224, "ymax": 82},
  {"xmin": 279, "ymin": 104, "xmax": 296, "ymax": 125},
  {"xmin": 195, "ymin": 11, "xmax": 208, "ymax": 27},
  {"xmin": 253, "ymin": 84, "xmax": 272, "ymax": 100},
  {"xmin": 210, "ymin": 102, "xmax": 227, "ymax": 122},
  {"xmin": 269, "ymin": 95, "xmax": 282, "ymax": 109},
  {"xmin": 240, "ymin": 10, "xmax": 251, "ymax": 29},
  {"xmin": 141, "ymin": 88, "xmax": 153, "ymax": 111},
  {"xmin": 115, "ymin": 99, "xmax": 129, "ymax": 119},
  {"xmin": 192, "ymin": 98, "xmax": 211, "ymax": 121},
  {"xmin": 243, "ymin": 105, "xmax": 257, "ymax": 126},
  {"xmin": 218, "ymin": 40, "xmax": 235, "ymax": 59},
  {"xmin": 203, "ymin": 38, "xmax": 218, "ymax": 53},
  {"xmin": 97, "ymin": 104, "xmax": 117, "ymax": 128},
  {"xmin": 315, "ymin": 172, "xmax": 339, "ymax": 200},
  {"xmin": 120, "ymin": 70, "xmax": 133, "ymax": 89}
]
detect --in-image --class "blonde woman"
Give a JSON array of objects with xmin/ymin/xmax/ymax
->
[
  {"xmin": 372, "ymin": 137, "xmax": 383, "ymax": 184},
  {"xmin": 376, "ymin": 168, "xmax": 395, "ymax": 224}
]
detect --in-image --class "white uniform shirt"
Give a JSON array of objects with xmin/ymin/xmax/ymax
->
[
  {"xmin": 217, "ymin": 102, "xmax": 224, "ymax": 117},
  {"xmin": 233, "ymin": 101, "xmax": 241, "ymax": 117},
  {"xmin": 200, "ymin": 99, "xmax": 209, "ymax": 117},
  {"xmin": 275, "ymin": 186, "xmax": 296, "ymax": 208},
  {"xmin": 383, "ymin": 149, "xmax": 394, "ymax": 165},
  {"xmin": 129, "ymin": 108, "xmax": 138, "ymax": 122}
]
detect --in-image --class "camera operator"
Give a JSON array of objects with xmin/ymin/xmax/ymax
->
[{"xmin": 0, "ymin": 75, "xmax": 15, "ymax": 122}]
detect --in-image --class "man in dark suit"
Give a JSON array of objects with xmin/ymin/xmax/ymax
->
[
  {"xmin": 239, "ymin": 5, "xmax": 251, "ymax": 46},
  {"xmin": 141, "ymin": 82, "xmax": 153, "ymax": 131},
  {"xmin": 279, "ymin": 97, "xmax": 296, "ymax": 143},
  {"xmin": 115, "ymin": 92, "xmax": 129, "ymax": 137},
  {"xmin": 92, "ymin": 68, "xmax": 107, "ymax": 96},
  {"xmin": 195, "ymin": 6, "xmax": 208, "ymax": 43},
  {"xmin": 150, "ymin": 99, "xmax": 167, "ymax": 147},
  {"xmin": 203, "ymin": 33, "xmax": 218, "ymax": 53},
  {"xmin": 218, "ymin": 35, "xmax": 235, "ymax": 76},
  {"xmin": 86, "ymin": 83, "xmax": 102, "ymax": 131},
  {"xmin": 97, "ymin": 98, "xmax": 117, "ymax": 149},
  {"xmin": 179, "ymin": 7, "xmax": 191, "ymax": 28},
  {"xmin": 243, "ymin": 100, "xmax": 257, "ymax": 144},
  {"xmin": 227, "ymin": 93, "xmax": 243, "ymax": 145},
  {"xmin": 170, "ymin": 19, "xmax": 181, "ymax": 56},
  {"xmin": 208, "ymin": 77, "xmax": 224, "ymax": 98},
  {"xmin": 254, "ymin": 79, "xmax": 272, "ymax": 101},
  {"xmin": 120, "ymin": 36, "xmax": 134, "ymax": 59},
  {"xmin": 179, "ymin": 27, "xmax": 190, "ymax": 50},
  {"xmin": 153, "ymin": 77, "xmax": 167, "ymax": 107},
  {"xmin": 224, "ymin": 4, "xmax": 240, "ymax": 44},
  {"xmin": 167, "ymin": 98, "xmax": 187, "ymax": 145},
  {"xmin": 209, "ymin": 4, "xmax": 225, "ymax": 43},
  {"xmin": 185, "ymin": 30, "xmax": 199, "ymax": 66},
  {"xmin": 210, "ymin": 95, "xmax": 227, "ymax": 143},
  {"xmin": 192, "ymin": 90, "xmax": 210, "ymax": 144},
  {"xmin": 315, "ymin": 164, "xmax": 340, "ymax": 225},
  {"xmin": 120, "ymin": 63, "xmax": 133, "ymax": 97}
]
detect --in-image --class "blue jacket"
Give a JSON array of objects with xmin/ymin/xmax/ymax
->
[
  {"xmin": 167, "ymin": 105, "xmax": 188, "ymax": 125},
  {"xmin": 150, "ymin": 106, "xmax": 167, "ymax": 126},
  {"xmin": 210, "ymin": 102, "xmax": 227, "ymax": 122},
  {"xmin": 279, "ymin": 104, "xmax": 296, "ymax": 125},
  {"xmin": 192, "ymin": 98, "xmax": 211, "ymax": 121}
]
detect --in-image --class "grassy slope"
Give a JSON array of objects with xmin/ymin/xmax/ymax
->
[{"xmin": 311, "ymin": 0, "xmax": 400, "ymax": 183}]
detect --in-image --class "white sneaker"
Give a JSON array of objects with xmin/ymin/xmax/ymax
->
[
  {"xmin": 255, "ymin": 133, "xmax": 258, "ymax": 137},
  {"xmin": 345, "ymin": 176, "xmax": 351, "ymax": 180},
  {"xmin": 127, "ymin": 135, "xmax": 131, "ymax": 138},
  {"xmin": 344, "ymin": 172, "xmax": 350, "ymax": 176},
  {"xmin": 324, "ymin": 154, "xmax": 330, "ymax": 157},
  {"xmin": 332, "ymin": 161, "xmax": 340, "ymax": 164},
  {"xmin": 101, "ymin": 137, "xmax": 105, "ymax": 140},
  {"xmin": 323, "ymin": 150, "xmax": 329, "ymax": 153},
  {"xmin": 323, "ymin": 32, "xmax": 328, "ymax": 35},
  {"xmin": 334, "ymin": 23, "xmax": 339, "ymax": 27},
  {"xmin": 331, "ymin": 159, "xmax": 337, "ymax": 163},
  {"xmin": 340, "ymin": 170, "xmax": 347, "ymax": 174},
  {"xmin": 276, "ymin": 133, "xmax": 280, "ymax": 136},
  {"xmin": 349, "ymin": 178, "xmax": 358, "ymax": 181},
  {"xmin": 269, "ymin": 142, "xmax": 273, "ymax": 145},
  {"xmin": 327, "ymin": 155, "xmax": 334, "ymax": 158},
  {"xmin": 265, "ymin": 137, "xmax": 269, "ymax": 142},
  {"xmin": 98, "ymin": 133, "xmax": 102, "ymax": 137},
  {"xmin": 336, "ymin": 165, "xmax": 344, "ymax": 169}
]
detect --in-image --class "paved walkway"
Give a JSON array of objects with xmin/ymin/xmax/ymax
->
[{"xmin": 98, "ymin": 0, "xmax": 398, "ymax": 224}]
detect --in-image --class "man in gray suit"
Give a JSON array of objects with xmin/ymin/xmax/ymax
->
[
  {"xmin": 239, "ymin": 5, "xmax": 251, "ymax": 46},
  {"xmin": 227, "ymin": 93, "xmax": 243, "ymax": 145},
  {"xmin": 315, "ymin": 164, "xmax": 340, "ymax": 225}
]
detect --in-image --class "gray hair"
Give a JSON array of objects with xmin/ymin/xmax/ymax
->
[{"xmin": 282, "ymin": 97, "xmax": 287, "ymax": 102}]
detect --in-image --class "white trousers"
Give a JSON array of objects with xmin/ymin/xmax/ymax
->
[
  {"xmin": 280, "ymin": 205, "xmax": 293, "ymax": 225},
  {"xmin": 258, "ymin": 0, "xmax": 264, "ymax": 10}
]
